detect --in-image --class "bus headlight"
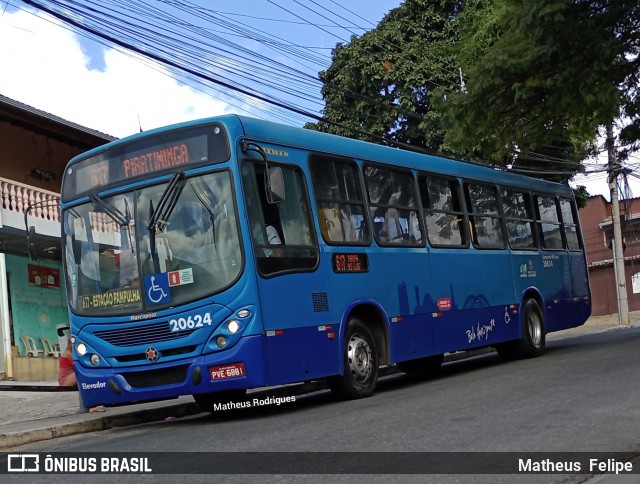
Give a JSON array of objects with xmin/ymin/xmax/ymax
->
[
  {"xmin": 76, "ymin": 343, "xmax": 87, "ymax": 356},
  {"xmin": 216, "ymin": 336, "xmax": 228, "ymax": 348},
  {"xmin": 227, "ymin": 320, "xmax": 240, "ymax": 334},
  {"xmin": 90, "ymin": 354, "xmax": 100, "ymax": 366}
]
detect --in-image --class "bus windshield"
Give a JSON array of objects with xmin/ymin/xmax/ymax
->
[{"xmin": 63, "ymin": 170, "xmax": 242, "ymax": 315}]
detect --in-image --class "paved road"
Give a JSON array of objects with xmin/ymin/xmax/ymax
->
[{"xmin": 5, "ymin": 327, "xmax": 640, "ymax": 483}]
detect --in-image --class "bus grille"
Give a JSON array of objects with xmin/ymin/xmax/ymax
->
[
  {"xmin": 93, "ymin": 322, "xmax": 196, "ymax": 347},
  {"xmin": 122, "ymin": 365, "xmax": 189, "ymax": 388},
  {"xmin": 114, "ymin": 345, "xmax": 197, "ymax": 363}
]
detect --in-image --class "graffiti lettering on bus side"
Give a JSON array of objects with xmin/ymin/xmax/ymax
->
[
  {"xmin": 466, "ymin": 318, "xmax": 496, "ymax": 344},
  {"xmin": 81, "ymin": 288, "xmax": 142, "ymax": 309}
]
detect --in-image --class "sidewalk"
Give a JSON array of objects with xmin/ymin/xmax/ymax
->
[{"xmin": 0, "ymin": 312, "xmax": 638, "ymax": 450}]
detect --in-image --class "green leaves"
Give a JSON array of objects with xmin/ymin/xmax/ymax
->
[
  {"xmin": 306, "ymin": 0, "xmax": 464, "ymax": 150},
  {"xmin": 439, "ymin": 0, "xmax": 638, "ymax": 177},
  {"xmin": 309, "ymin": 0, "xmax": 639, "ymax": 182}
]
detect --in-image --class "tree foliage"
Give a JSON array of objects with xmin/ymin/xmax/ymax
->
[
  {"xmin": 308, "ymin": 0, "xmax": 639, "ymax": 186},
  {"xmin": 438, "ymin": 0, "xmax": 640, "ymax": 178},
  {"xmin": 305, "ymin": 0, "xmax": 471, "ymax": 150}
]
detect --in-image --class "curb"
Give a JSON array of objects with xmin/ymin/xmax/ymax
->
[{"xmin": 0, "ymin": 400, "xmax": 202, "ymax": 450}]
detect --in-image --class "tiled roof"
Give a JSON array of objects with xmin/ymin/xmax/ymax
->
[{"xmin": 0, "ymin": 93, "xmax": 117, "ymax": 142}]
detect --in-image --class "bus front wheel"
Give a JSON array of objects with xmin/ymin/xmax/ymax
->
[
  {"xmin": 329, "ymin": 318, "xmax": 379, "ymax": 399},
  {"xmin": 497, "ymin": 298, "xmax": 545, "ymax": 359}
]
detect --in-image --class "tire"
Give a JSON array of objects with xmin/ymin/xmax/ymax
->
[
  {"xmin": 329, "ymin": 318, "xmax": 379, "ymax": 399},
  {"xmin": 497, "ymin": 298, "xmax": 545, "ymax": 360},
  {"xmin": 193, "ymin": 389, "xmax": 247, "ymax": 413},
  {"xmin": 397, "ymin": 354, "xmax": 444, "ymax": 376}
]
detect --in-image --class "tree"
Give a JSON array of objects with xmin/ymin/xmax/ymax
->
[
  {"xmin": 305, "ymin": 0, "xmax": 475, "ymax": 150},
  {"xmin": 437, "ymin": 0, "xmax": 640, "ymax": 176}
]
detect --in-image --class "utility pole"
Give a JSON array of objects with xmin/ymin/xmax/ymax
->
[{"xmin": 607, "ymin": 122, "xmax": 630, "ymax": 326}]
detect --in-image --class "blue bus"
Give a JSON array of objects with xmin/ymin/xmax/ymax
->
[{"xmin": 59, "ymin": 115, "xmax": 591, "ymax": 409}]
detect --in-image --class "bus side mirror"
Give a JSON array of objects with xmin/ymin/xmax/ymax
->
[
  {"xmin": 265, "ymin": 167, "xmax": 285, "ymax": 204},
  {"xmin": 27, "ymin": 226, "xmax": 38, "ymax": 261}
]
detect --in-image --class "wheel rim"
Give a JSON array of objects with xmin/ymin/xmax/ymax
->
[
  {"xmin": 527, "ymin": 308, "xmax": 542, "ymax": 347},
  {"xmin": 347, "ymin": 333, "xmax": 373, "ymax": 382}
]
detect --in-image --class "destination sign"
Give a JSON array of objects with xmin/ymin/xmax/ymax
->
[
  {"xmin": 332, "ymin": 253, "xmax": 369, "ymax": 273},
  {"xmin": 62, "ymin": 123, "xmax": 230, "ymax": 201},
  {"xmin": 74, "ymin": 135, "xmax": 205, "ymax": 193},
  {"xmin": 81, "ymin": 288, "xmax": 142, "ymax": 310}
]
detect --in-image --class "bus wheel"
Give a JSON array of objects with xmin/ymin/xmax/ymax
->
[
  {"xmin": 193, "ymin": 389, "xmax": 247, "ymax": 413},
  {"xmin": 397, "ymin": 354, "xmax": 444, "ymax": 376},
  {"xmin": 329, "ymin": 318, "xmax": 379, "ymax": 399},
  {"xmin": 498, "ymin": 298, "xmax": 545, "ymax": 359},
  {"xmin": 518, "ymin": 298, "xmax": 545, "ymax": 357}
]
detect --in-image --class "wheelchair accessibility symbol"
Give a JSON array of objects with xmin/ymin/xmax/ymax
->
[
  {"xmin": 504, "ymin": 306, "xmax": 511, "ymax": 324},
  {"xmin": 144, "ymin": 274, "xmax": 171, "ymax": 306}
]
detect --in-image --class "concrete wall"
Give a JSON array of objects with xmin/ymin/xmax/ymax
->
[
  {"xmin": 6, "ymin": 254, "xmax": 68, "ymax": 357},
  {"xmin": 13, "ymin": 356, "xmax": 58, "ymax": 382}
]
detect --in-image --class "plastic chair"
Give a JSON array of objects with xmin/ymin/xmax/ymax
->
[
  {"xmin": 21, "ymin": 335, "xmax": 44, "ymax": 357},
  {"xmin": 40, "ymin": 337, "xmax": 61, "ymax": 358}
]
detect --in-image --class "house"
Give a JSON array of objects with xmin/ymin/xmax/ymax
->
[
  {"xmin": 0, "ymin": 94, "xmax": 115, "ymax": 380},
  {"xmin": 580, "ymin": 194, "xmax": 640, "ymax": 316}
]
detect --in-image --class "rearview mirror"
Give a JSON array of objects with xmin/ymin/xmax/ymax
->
[{"xmin": 265, "ymin": 167, "xmax": 285, "ymax": 204}]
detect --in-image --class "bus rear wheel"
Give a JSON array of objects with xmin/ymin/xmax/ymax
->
[
  {"xmin": 193, "ymin": 389, "xmax": 247, "ymax": 413},
  {"xmin": 397, "ymin": 354, "xmax": 444, "ymax": 376},
  {"xmin": 497, "ymin": 298, "xmax": 545, "ymax": 360},
  {"xmin": 329, "ymin": 318, "xmax": 379, "ymax": 399}
]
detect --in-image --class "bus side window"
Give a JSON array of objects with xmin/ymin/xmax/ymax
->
[
  {"xmin": 465, "ymin": 182, "xmax": 506, "ymax": 249},
  {"xmin": 502, "ymin": 189, "xmax": 537, "ymax": 249},
  {"xmin": 242, "ymin": 161, "xmax": 318, "ymax": 275},
  {"xmin": 364, "ymin": 165, "xmax": 422, "ymax": 246},
  {"xmin": 310, "ymin": 156, "xmax": 369, "ymax": 245},
  {"xmin": 536, "ymin": 195, "xmax": 564, "ymax": 250},
  {"xmin": 559, "ymin": 198, "xmax": 581, "ymax": 251},
  {"xmin": 419, "ymin": 174, "xmax": 466, "ymax": 247}
]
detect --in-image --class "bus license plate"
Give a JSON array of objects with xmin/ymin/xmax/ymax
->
[{"xmin": 209, "ymin": 363, "xmax": 246, "ymax": 380}]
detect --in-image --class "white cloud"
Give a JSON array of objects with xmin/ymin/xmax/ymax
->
[{"xmin": 0, "ymin": 9, "xmax": 230, "ymax": 138}]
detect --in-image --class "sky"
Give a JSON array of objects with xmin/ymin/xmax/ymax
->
[
  {"xmin": 0, "ymin": 0, "xmax": 634, "ymax": 200},
  {"xmin": 0, "ymin": 0, "xmax": 401, "ymax": 136}
]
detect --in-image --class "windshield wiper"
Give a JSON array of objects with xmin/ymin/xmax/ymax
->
[
  {"xmin": 190, "ymin": 180, "xmax": 218, "ymax": 244},
  {"xmin": 148, "ymin": 172, "xmax": 185, "ymax": 273},
  {"xmin": 90, "ymin": 194, "xmax": 130, "ymax": 228},
  {"xmin": 147, "ymin": 172, "xmax": 185, "ymax": 232}
]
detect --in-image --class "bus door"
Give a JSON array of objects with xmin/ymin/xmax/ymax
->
[{"xmin": 241, "ymin": 160, "xmax": 333, "ymax": 386}]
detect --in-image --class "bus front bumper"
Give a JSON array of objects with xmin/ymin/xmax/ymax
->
[{"xmin": 74, "ymin": 335, "xmax": 266, "ymax": 408}]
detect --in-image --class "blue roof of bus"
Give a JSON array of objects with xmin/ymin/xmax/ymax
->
[
  {"xmin": 69, "ymin": 114, "xmax": 574, "ymax": 197},
  {"xmin": 234, "ymin": 115, "xmax": 574, "ymax": 197}
]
